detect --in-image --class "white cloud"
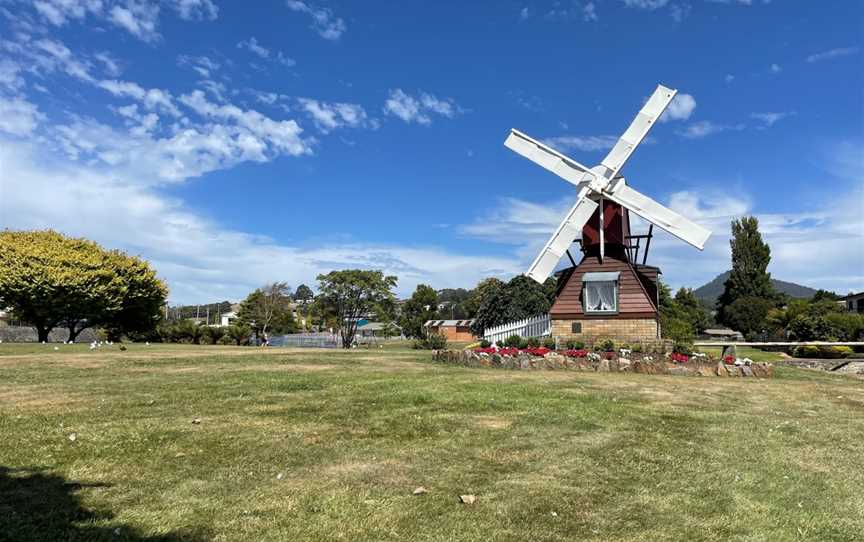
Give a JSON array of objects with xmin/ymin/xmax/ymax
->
[
  {"xmin": 0, "ymin": 59, "xmax": 25, "ymax": 91},
  {"xmin": 659, "ymin": 93, "xmax": 696, "ymax": 122},
  {"xmin": 669, "ymin": 3, "xmax": 690, "ymax": 22},
  {"xmin": 724, "ymin": 74, "xmax": 735, "ymax": 84},
  {"xmin": 0, "ymin": 95, "xmax": 44, "ymax": 135},
  {"xmin": 285, "ymin": 1, "xmax": 346, "ymax": 41},
  {"xmin": 237, "ymin": 37, "xmax": 296, "ymax": 67},
  {"xmin": 542, "ymin": 135, "xmax": 618, "ymax": 152},
  {"xmin": 583, "ymin": 2, "xmax": 598, "ymax": 21},
  {"xmin": 383, "ymin": 89, "xmax": 461, "ymax": 125},
  {"xmin": 769, "ymin": 63, "xmax": 782, "ymax": 74},
  {"xmin": 172, "ymin": 0, "xmax": 218, "ymax": 21},
  {"xmin": 806, "ymin": 47, "xmax": 860, "ymax": 63},
  {"xmin": 29, "ymin": 0, "xmax": 217, "ymax": 41},
  {"xmin": 296, "ymin": 98, "xmax": 374, "ymax": 133},
  {"xmin": 750, "ymin": 111, "xmax": 794, "ymax": 128},
  {"xmin": 98, "ymin": 79, "xmax": 182, "ymax": 116},
  {"xmin": 520, "ymin": 6, "xmax": 530, "ymax": 19},
  {"xmin": 94, "ymin": 51, "xmax": 122, "ymax": 77},
  {"xmin": 622, "ymin": 0, "xmax": 670, "ymax": 10},
  {"xmin": 0, "ymin": 138, "xmax": 520, "ymax": 303},
  {"xmin": 678, "ymin": 120, "xmax": 744, "ymax": 139},
  {"xmin": 108, "ymin": 2, "xmax": 161, "ymax": 42}
]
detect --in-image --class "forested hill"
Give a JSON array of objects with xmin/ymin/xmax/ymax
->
[{"xmin": 693, "ymin": 271, "xmax": 819, "ymax": 306}]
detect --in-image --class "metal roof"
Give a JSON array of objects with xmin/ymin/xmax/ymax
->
[{"xmin": 582, "ymin": 271, "xmax": 620, "ymax": 282}]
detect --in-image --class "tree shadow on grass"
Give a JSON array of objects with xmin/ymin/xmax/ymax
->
[{"xmin": 0, "ymin": 466, "xmax": 210, "ymax": 541}]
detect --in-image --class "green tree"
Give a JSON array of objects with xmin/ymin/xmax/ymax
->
[
  {"xmin": 237, "ymin": 282, "xmax": 293, "ymax": 340},
  {"xmin": 504, "ymin": 275, "xmax": 556, "ymax": 320},
  {"xmin": 673, "ymin": 287, "xmax": 711, "ymax": 334},
  {"xmin": 0, "ymin": 230, "xmax": 166, "ymax": 342},
  {"xmin": 316, "ymin": 270, "xmax": 397, "ymax": 348},
  {"xmin": 717, "ymin": 217, "xmax": 775, "ymax": 326},
  {"xmin": 226, "ymin": 324, "xmax": 252, "ymax": 346},
  {"xmin": 723, "ymin": 296, "xmax": 773, "ymax": 339},
  {"xmin": 293, "ymin": 283, "xmax": 314, "ymax": 331},
  {"xmin": 399, "ymin": 284, "xmax": 438, "ymax": 339},
  {"xmin": 468, "ymin": 278, "xmax": 508, "ymax": 336}
]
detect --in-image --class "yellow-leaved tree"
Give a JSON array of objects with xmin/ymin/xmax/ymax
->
[{"xmin": 0, "ymin": 230, "xmax": 167, "ymax": 342}]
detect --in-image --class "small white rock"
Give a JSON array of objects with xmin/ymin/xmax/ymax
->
[{"xmin": 68, "ymin": 433, "xmax": 77, "ymax": 442}]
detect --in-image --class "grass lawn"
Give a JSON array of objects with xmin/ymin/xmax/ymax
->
[{"xmin": 0, "ymin": 344, "xmax": 862, "ymax": 541}]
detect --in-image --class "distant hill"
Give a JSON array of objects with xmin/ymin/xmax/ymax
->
[{"xmin": 693, "ymin": 271, "xmax": 819, "ymax": 307}]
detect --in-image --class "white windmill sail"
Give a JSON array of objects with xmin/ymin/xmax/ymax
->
[
  {"xmin": 506, "ymin": 83, "xmax": 712, "ymax": 284},
  {"xmin": 526, "ymin": 192, "xmax": 598, "ymax": 283},
  {"xmin": 604, "ymin": 179, "xmax": 711, "ymax": 250}
]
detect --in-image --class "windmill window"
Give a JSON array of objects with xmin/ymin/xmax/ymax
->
[{"xmin": 582, "ymin": 272, "xmax": 619, "ymax": 314}]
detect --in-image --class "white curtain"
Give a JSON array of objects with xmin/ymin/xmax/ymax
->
[{"xmin": 587, "ymin": 281, "xmax": 616, "ymax": 312}]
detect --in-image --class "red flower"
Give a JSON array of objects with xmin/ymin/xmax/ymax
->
[
  {"xmin": 723, "ymin": 355, "xmax": 735, "ymax": 365},
  {"xmin": 670, "ymin": 353, "xmax": 689, "ymax": 363},
  {"xmin": 564, "ymin": 349, "xmax": 588, "ymax": 358},
  {"xmin": 604, "ymin": 351, "xmax": 615, "ymax": 360}
]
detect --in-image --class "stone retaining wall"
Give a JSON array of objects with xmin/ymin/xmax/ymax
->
[{"xmin": 433, "ymin": 350, "xmax": 774, "ymax": 378}]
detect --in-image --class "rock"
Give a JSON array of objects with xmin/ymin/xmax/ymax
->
[
  {"xmin": 698, "ymin": 366, "xmax": 714, "ymax": 377},
  {"xmin": 459, "ymin": 494, "xmax": 476, "ymax": 505},
  {"xmin": 68, "ymin": 433, "xmax": 77, "ymax": 442},
  {"xmin": 618, "ymin": 359, "xmax": 631, "ymax": 372},
  {"xmin": 764, "ymin": 364, "xmax": 774, "ymax": 378},
  {"xmin": 192, "ymin": 418, "xmax": 202, "ymax": 424},
  {"xmin": 668, "ymin": 366, "xmax": 689, "ymax": 376},
  {"xmin": 276, "ymin": 473, "xmax": 284, "ymax": 480},
  {"xmin": 716, "ymin": 362, "xmax": 728, "ymax": 377},
  {"xmin": 413, "ymin": 486, "xmax": 428, "ymax": 495},
  {"xmin": 751, "ymin": 364, "xmax": 766, "ymax": 378},
  {"xmin": 597, "ymin": 359, "xmax": 610, "ymax": 372},
  {"xmin": 741, "ymin": 366, "xmax": 754, "ymax": 377}
]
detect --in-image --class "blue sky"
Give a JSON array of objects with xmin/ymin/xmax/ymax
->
[{"xmin": 0, "ymin": 0, "xmax": 862, "ymax": 304}]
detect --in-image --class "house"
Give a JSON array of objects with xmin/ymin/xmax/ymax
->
[
  {"xmin": 699, "ymin": 328, "xmax": 745, "ymax": 341},
  {"xmin": 219, "ymin": 304, "xmax": 240, "ymax": 327},
  {"xmin": 549, "ymin": 201, "xmax": 662, "ymax": 345},
  {"xmin": 356, "ymin": 322, "xmax": 400, "ymax": 338},
  {"xmin": 841, "ymin": 292, "xmax": 864, "ymax": 314},
  {"xmin": 424, "ymin": 319, "xmax": 476, "ymax": 342}
]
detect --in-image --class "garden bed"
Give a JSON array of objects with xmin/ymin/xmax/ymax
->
[{"xmin": 433, "ymin": 348, "xmax": 774, "ymax": 378}]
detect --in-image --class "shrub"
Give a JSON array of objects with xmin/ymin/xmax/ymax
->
[
  {"xmin": 504, "ymin": 334, "xmax": 523, "ymax": 348},
  {"xmin": 793, "ymin": 345, "xmax": 852, "ymax": 359},
  {"xmin": 565, "ymin": 339, "xmax": 585, "ymax": 350},
  {"xmin": 479, "ymin": 339, "xmax": 491, "ymax": 348},
  {"xmin": 217, "ymin": 335, "xmax": 233, "ymax": 345},
  {"xmin": 518, "ymin": 337, "xmax": 530, "ymax": 349},
  {"xmin": 201, "ymin": 326, "xmax": 226, "ymax": 345},
  {"xmin": 594, "ymin": 338, "xmax": 615, "ymax": 352},
  {"xmin": 542, "ymin": 337, "xmax": 557, "ymax": 349},
  {"xmin": 413, "ymin": 333, "xmax": 448, "ymax": 350},
  {"xmin": 672, "ymin": 340, "xmax": 694, "ymax": 356},
  {"xmin": 526, "ymin": 337, "xmax": 540, "ymax": 348},
  {"xmin": 631, "ymin": 343, "xmax": 643, "ymax": 353}
]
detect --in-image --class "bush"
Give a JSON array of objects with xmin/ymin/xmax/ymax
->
[
  {"xmin": 217, "ymin": 334, "xmax": 233, "ymax": 345},
  {"xmin": 518, "ymin": 337, "xmax": 530, "ymax": 349},
  {"xmin": 672, "ymin": 340, "xmax": 694, "ymax": 356},
  {"xmin": 503, "ymin": 334, "xmax": 523, "ymax": 348},
  {"xmin": 413, "ymin": 333, "xmax": 448, "ymax": 350},
  {"xmin": 479, "ymin": 339, "xmax": 491, "ymax": 348},
  {"xmin": 201, "ymin": 326, "xmax": 226, "ymax": 345},
  {"xmin": 631, "ymin": 343, "xmax": 643, "ymax": 353},
  {"xmin": 565, "ymin": 339, "xmax": 585, "ymax": 350},
  {"xmin": 594, "ymin": 338, "xmax": 615, "ymax": 352},
  {"xmin": 526, "ymin": 337, "xmax": 540, "ymax": 348},
  {"xmin": 792, "ymin": 345, "xmax": 852, "ymax": 359},
  {"xmin": 542, "ymin": 337, "xmax": 557, "ymax": 349}
]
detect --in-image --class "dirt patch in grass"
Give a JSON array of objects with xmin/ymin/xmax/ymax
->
[
  {"xmin": 0, "ymin": 387, "xmax": 88, "ymax": 411},
  {"xmin": 472, "ymin": 415, "xmax": 513, "ymax": 430}
]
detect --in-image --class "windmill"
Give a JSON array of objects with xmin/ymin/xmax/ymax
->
[
  {"xmin": 503, "ymin": 84, "xmax": 712, "ymax": 345},
  {"xmin": 505, "ymin": 84, "xmax": 711, "ymax": 284}
]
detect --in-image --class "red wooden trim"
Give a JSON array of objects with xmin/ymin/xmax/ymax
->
[{"xmin": 550, "ymin": 312, "xmax": 659, "ymax": 320}]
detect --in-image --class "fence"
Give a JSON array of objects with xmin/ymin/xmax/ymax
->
[
  {"xmin": 268, "ymin": 333, "xmax": 339, "ymax": 348},
  {"xmin": 483, "ymin": 313, "xmax": 551, "ymax": 344}
]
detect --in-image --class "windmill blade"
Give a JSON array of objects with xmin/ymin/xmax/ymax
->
[
  {"xmin": 605, "ymin": 181, "xmax": 711, "ymax": 250},
  {"xmin": 526, "ymin": 193, "xmax": 598, "ymax": 283},
  {"xmin": 600, "ymin": 85, "xmax": 677, "ymax": 180},
  {"xmin": 505, "ymin": 129, "xmax": 594, "ymax": 186}
]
